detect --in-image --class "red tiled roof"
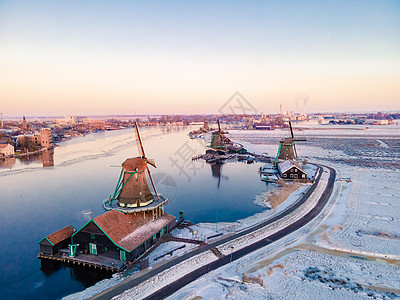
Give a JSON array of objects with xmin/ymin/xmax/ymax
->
[
  {"xmin": 94, "ymin": 210, "xmax": 175, "ymax": 252},
  {"xmin": 0, "ymin": 144, "xmax": 10, "ymax": 149},
  {"xmin": 46, "ymin": 225, "xmax": 76, "ymax": 245}
]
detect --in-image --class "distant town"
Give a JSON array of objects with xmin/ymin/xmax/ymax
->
[{"xmin": 0, "ymin": 111, "xmax": 398, "ymax": 160}]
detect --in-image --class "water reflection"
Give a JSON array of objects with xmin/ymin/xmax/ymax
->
[
  {"xmin": 41, "ymin": 149, "xmax": 54, "ymax": 167},
  {"xmin": 0, "ymin": 157, "xmax": 15, "ymax": 169},
  {"xmin": 210, "ymin": 162, "xmax": 228, "ymax": 188},
  {"xmin": 40, "ymin": 260, "xmax": 112, "ymax": 287},
  {"xmin": 0, "ymin": 149, "xmax": 54, "ymax": 169},
  {"xmin": 160, "ymin": 126, "xmax": 187, "ymax": 133}
]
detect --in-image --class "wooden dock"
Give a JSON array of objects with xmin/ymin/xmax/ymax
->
[{"xmin": 38, "ymin": 252, "xmax": 125, "ymax": 273}]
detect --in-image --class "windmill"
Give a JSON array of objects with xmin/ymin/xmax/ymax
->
[
  {"xmin": 210, "ymin": 120, "xmax": 232, "ymax": 149},
  {"xmin": 110, "ymin": 122, "xmax": 159, "ymax": 208},
  {"xmin": 275, "ymin": 120, "xmax": 306, "ymax": 162}
]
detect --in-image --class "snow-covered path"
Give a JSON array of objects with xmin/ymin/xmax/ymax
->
[{"xmin": 93, "ymin": 165, "xmax": 335, "ymax": 300}]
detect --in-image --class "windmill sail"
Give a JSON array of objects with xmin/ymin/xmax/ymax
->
[
  {"xmin": 135, "ymin": 122, "xmax": 145, "ymax": 158},
  {"xmin": 134, "ymin": 122, "xmax": 159, "ymax": 197},
  {"xmin": 114, "ymin": 122, "xmax": 159, "ymax": 207},
  {"xmin": 289, "ymin": 120, "xmax": 298, "ymax": 159}
]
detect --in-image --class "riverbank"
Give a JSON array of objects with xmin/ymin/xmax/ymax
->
[{"xmin": 85, "ymin": 165, "xmax": 334, "ymax": 300}]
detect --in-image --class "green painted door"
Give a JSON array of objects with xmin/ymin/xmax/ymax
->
[
  {"xmin": 89, "ymin": 243, "xmax": 97, "ymax": 255},
  {"xmin": 160, "ymin": 228, "xmax": 164, "ymax": 237},
  {"xmin": 120, "ymin": 250, "xmax": 126, "ymax": 261},
  {"xmin": 69, "ymin": 244, "xmax": 77, "ymax": 257}
]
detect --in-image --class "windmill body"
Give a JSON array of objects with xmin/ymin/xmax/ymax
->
[
  {"xmin": 277, "ymin": 137, "xmax": 296, "ymax": 160},
  {"xmin": 105, "ymin": 122, "xmax": 168, "ymax": 214},
  {"xmin": 118, "ymin": 157, "xmax": 154, "ymax": 207},
  {"xmin": 275, "ymin": 120, "xmax": 306, "ymax": 162},
  {"xmin": 210, "ymin": 120, "xmax": 232, "ymax": 149}
]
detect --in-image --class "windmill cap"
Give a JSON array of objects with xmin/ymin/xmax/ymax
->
[{"xmin": 122, "ymin": 157, "xmax": 148, "ymax": 172}]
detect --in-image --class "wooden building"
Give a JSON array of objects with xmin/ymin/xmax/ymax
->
[
  {"xmin": 117, "ymin": 158, "xmax": 154, "ymax": 207},
  {"xmin": 277, "ymin": 137, "xmax": 296, "ymax": 160},
  {"xmin": 39, "ymin": 225, "xmax": 76, "ymax": 255},
  {"xmin": 39, "ymin": 122, "xmax": 183, "ymax": 270},
  {"xmin": 278, "ymin": 160, "xmax": 307, "ymax": 180},
  {"xmin": 71, "ymin": 210, "xmax": 176, "ymax": 262},
  {"xmin": 210, "ymin": 120, "xmax": 232, "ymax": 149},
  {"xmin": 275, "ymin": 120, "xmax": 306, "ymax": 162}
]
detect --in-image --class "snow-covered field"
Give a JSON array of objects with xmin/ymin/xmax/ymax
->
[
  {"xmin": 165, "ymin": 123, "xmax": 400, "ymax": 299},
  {"xmin": 110, "ymin": 166, "xmax": 329, "ymax": 299},
  {"xmin": 66, "ymin": 123, "xmax": 400, "ymax": 299}
]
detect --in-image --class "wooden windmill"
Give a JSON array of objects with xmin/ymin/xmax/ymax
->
[
  {"xmin": 111, "ymin": 122, "xmax": 159, "ymax": 208},
  {"xmin": 276, "ymin": 120, "xmax": 306, "ymax": 161},
  {"xmin": 210, "ymin": 120, "xmax": 232, "ymax": 149}
]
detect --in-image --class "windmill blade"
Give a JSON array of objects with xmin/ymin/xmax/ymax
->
[
  {"xmin": 146, "ymin": 158, "xmax": 157, "ymax": 168},
  {"xmin": 294, "ymin": 137, "xmax": 307, "ymax": 141},
  {"xmin": 217, "ymin": 119, "xmax": 221, "ymax": 132},
  {"xmin": 146, "ymin": 165, "xmax": 160, "ymax": 200},
  {"xmin": 134, "ymin": 122, "xmax": 145, "ymax": 157},
  {"xmin": 289, "ymin": 120, "xmax": 295, "ymax": 139},
  {"xmin": 293, "ymin": 142, "xmax": 298, "ymax": 159}
]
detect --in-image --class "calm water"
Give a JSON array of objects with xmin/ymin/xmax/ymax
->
[{"xmin": 0, "ymin": 126, "xmax": 269, "ymax": 299}]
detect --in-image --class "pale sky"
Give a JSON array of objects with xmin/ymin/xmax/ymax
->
[{"xmin": 0, "ymin": 0, "xmax": 399, "ymax": 115}]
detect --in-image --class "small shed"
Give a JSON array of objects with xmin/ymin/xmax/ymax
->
[
  {"xmin": 39, "ymin": 225, "xmax": 76, "ymax": 255},
  {"xmin": 278, "ymin": 160, "xmax": 307, "ymax": 180}
]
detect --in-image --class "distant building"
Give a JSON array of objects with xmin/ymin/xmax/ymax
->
[
  {"xmin": 16, "ymin": 129, "xmax": 53, "ymax": 150},
  {"xmin": 40, "ymin": 128, "xmax": 53, "ymax": 148},
  {"xmin": 17, "ymin": 133, "xmax": 40, "ymax": 145},
  {"xmin": 55, "ymin": 115, "xmax": 77, "ymax": 125},
  {"xmin": 90, "ymin": 120, "xmax": 106, "ymax": 130},
  {"xmin": 365, "ymin": 119, "xmax": 390, "ymax": 125},
  {"xmin": 278, "ymin": 160, "xmax": 307, "ymax": 180},
  {"xmin": 68, "ymin": 115, "xmax": 76, "ymax": 124},
  {"xmin": 254, "ymin": 124, "xmax": 271, "ymax": 130},
  {"xmin": 22, "ymin": 115, "xmax": 28, "ymax": 131},
  {"xmin": 0, "ymin": 143, "xmax": 14, "ymax": 157}
]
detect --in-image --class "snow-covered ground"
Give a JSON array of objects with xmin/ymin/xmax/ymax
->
[
  {"xmin": 66, "ymin": 123, "xmax": 400, "ymax": 299},
  {"xmin": 165, "ymin": 124, "xmax": 400, "ymax": 300},
  {"xmin": 110, "ymin": 166, "xmax": 328, "ymax": 299}
]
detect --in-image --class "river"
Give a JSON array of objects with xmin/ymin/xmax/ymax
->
[{"xmin": 0, "ymin": 126, "xmax": 269, "ymax": 299}]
